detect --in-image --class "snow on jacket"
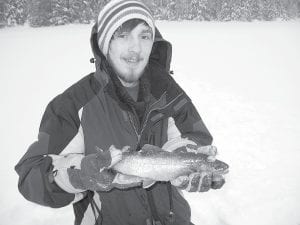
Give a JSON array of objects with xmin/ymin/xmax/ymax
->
[{"xmin": 15, "ymin": 24, "xmax": 213, "ymax": 225}]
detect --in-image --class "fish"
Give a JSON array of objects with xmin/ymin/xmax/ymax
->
[{"xmin": 112, "ymin": 144, "xmax": 229, "ymax": 187}]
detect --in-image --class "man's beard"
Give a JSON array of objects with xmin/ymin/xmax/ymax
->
[{"xmin": 117, "ymin": 69, "xmax": 144, "ymax": 84}]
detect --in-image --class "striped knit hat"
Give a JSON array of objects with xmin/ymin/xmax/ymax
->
[{"xmin": 97, "ymin": 0, "xmax": 155, "ymax": 58}]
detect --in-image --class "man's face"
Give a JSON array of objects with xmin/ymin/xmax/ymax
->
[{"xmin": 107, "ymin": 23, "xmax": 154, "ymax": 86}]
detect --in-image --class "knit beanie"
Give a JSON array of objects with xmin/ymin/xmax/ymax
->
[{"xmin": 97, "ymin": 0, "xmax": 155, "ymax": 58}]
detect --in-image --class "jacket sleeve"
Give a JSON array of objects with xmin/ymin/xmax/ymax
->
[
  {"xmin": 15, "ymin": 94, "xmax": 83, "ymax": 208},
  {"xmin": 166, "ymin": 75, "xmax": 213, "ymax": 146},
  {"xmin": 173, "ymin": 97, "xmax": 213, "ymax": 146}
]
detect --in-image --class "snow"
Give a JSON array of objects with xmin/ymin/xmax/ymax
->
[{"xmin": 1, "ymin": 21, "xmax": 300, "ymax": 225}]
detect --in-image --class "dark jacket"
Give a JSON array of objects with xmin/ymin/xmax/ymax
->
[{"xmin": 15, "ymin": 23, "xmax": 213, "ymax": 225}]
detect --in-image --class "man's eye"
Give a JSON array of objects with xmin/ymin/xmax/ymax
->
[
  {"xmin": 116, "ymin": 33, "xmax": 128, "ymax": 39},
  {"xmin": 141, "ymin": 34, "xmax": 152, "ymax": 40}
]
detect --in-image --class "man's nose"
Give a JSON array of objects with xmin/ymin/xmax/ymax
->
[{"xmin": 128, "ymin": 36, "xmax": 141, "ymax": 53}]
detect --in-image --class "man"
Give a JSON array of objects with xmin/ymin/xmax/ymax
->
[{"xmin": 15, "ymin": 0, "xmax": 225, "ymax": 225}]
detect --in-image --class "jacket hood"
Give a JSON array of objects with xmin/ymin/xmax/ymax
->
[{"xmin": 90, "ymin": 23, "xmax": 172, "ymax": 75}]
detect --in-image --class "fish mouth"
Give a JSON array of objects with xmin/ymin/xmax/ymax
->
[
  {"xmin": 212, "ymin": 160, "xmax": 229, "ymax": 174},
  {"xmin": 214, "ymin": 168, "xmax": 229, "ymax": 175}
]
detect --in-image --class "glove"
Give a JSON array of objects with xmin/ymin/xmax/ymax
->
[
  {"xmin": 67, "ymin": 145, "xmax": 142, "ymax": 191},
  {"xmin": 171, "ymin": 145, "xmax": 225, "ymax": 192},
  {"xmin": 185, "ymin": 144, "xmax": 218, "ymax": 160},
  {"xmin": 186, "ymin": 145, "xmax": 225, "ymax": 190},
  {"xmin": 171, "ymin": 172, "xmax": 225, "ymax": 192}
]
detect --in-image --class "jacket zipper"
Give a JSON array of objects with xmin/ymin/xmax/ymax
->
[
  {"xmin": 126, "ymin": 92, "xmax": 184, "ymax": 223},
  {"xmin": 127, "ymin": 111, "xmax": 141, "ymax": 142},
  {"xmin": 128, "ymin": 92, "xmax": 184, "ymax": 147}
]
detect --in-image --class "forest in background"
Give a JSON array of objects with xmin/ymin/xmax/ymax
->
[{"xmin": 1, "ymin": 0, "xmax": 300, "ymax": 27}]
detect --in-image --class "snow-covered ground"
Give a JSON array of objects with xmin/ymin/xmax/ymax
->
[{"xmin": 1, "ymin": 21, "xmax": 300, "ymax": 225}]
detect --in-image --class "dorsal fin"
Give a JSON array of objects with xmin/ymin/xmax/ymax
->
[{"xmin": 139, "ymin": 144, "xmax": 164, "ymax": 155}]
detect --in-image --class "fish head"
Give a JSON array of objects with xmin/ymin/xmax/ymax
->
[
  {"xmin": 210, "ymin": 159, "xmax": 229, "ymax": 174},
  {"xmin": 191, "ymin": 153, "xmax": 229, "ymax": 174}
]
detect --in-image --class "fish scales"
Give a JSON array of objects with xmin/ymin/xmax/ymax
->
[{"xmin": 112, "ymin": 144, "xmax": 229, "ymax": 182}]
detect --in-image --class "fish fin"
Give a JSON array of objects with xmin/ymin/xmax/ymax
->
[
  {"xmin": 95, "ymin": 146, "xmax": 104, "ymax": 152},
  {"xmin": 121, "ymin": 146, "xmax": 131, "ymax": 153},
  {"xmin": 139, "ymin": 144, "xmax": 164, "ymax": 155},
  {"xmin": 142, "ymin": 179, "xmax": 156, "ymax": 189},
  {"xmin": 173, "ymin": 146, "xmax": 188, "ymax": 154}
]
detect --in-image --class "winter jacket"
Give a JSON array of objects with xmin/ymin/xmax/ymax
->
[{"xmin": 15, "ymin": 24, "xmax": 213, "ymax": 225}]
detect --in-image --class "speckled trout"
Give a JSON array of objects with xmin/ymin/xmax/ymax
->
[{"xmin": 112, "ymin": 144, "xmax": 229, "ymax": 186}]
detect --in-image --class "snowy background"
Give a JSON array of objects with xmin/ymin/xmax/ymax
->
[{"xmin": 1, "ymin": 20, "xmax": 300, "ymax": 225}]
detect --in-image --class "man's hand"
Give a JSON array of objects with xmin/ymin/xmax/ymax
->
[
  {"xmin": 80, "ymin": 145, "xmax": 124, "ymax": 175},
  {"xmin": 67, "ymin": 145, "xmax": 141, "ymax": 191},
  {"xmin": 171, "ymin": 172, "xmax": 225, "ymax": 192},
  {"xmin": 185, "ymin": 144, "xmax": 218, "ymax": 159},
  {"xmin": 171, "ymin": 145, "xmax": 225, "ymax": 192}
]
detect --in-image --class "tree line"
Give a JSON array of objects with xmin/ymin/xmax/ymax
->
[{"xmin": 1, "ymin": 0, "xmax": 300, "ymax": 28}]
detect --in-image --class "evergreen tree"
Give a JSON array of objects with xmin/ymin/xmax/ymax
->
[
  {"xmin": 0, "ymin": 1, "xmax": 6, "ymax": 27},
  {"xmin": 70, "ymin": 0, "xmax": 93, "ymax": 24},
  {"xmin": 28, "ymin": 0, "xmax": 52, "ymax": 26},
  {"xmin": 170, "ymin": 0, "xmax": 181, "ymax": 20},
  {"xmin": 50, "ymin": 0, "xmax": 72, "ymax": 25},
  {"xmin": 229, "ymin": 0, "xmax": 256, "ymax": 21},
  {"xmin": 298, "ymin": 0, "xmax": 300, "ymax": 17},
  {"xmin": 3, "ymin": 0, "xmax": 28, "ymax": 26},
  {"xmin": 217, "ymin": 0, "xmax": 234, "ymax": 21},
  {"xmin": 192, "ymin": 0, "xmax": 218, "ymax": 21},
  {"xmin": 89, "ymin": 0, "xmax": 103, "ymax": 21},
  {"xmin": 261, "ymin": 0, "xmax": 279, "ymax": 20},
  {"xmin": 282, "ymin": 0, "xmax": 299, "ymax": 19},
  {"xmin": 2, "ymin": 0, "xmax": 299, "ymax": 27},
  {"xmin": 250, "ymin": 0, "xmax": 263, "ymax": 21},
  {"xmin": 190, "ymin": 0, "xmax": 204, "ymax": 20}
]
